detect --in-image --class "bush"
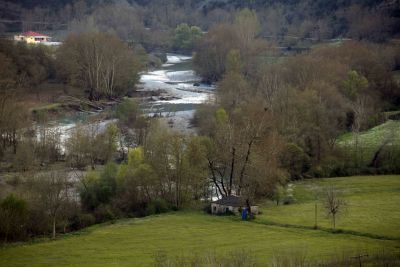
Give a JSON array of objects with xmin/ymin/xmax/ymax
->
[
  {"xmin": 68, "ymin": 213, "xmax": 96, "ymax": 231},
  {"xmin": 94, "ymin": 204, "xmax": 117, "ymax": 223},
  {"xmin": 283, "ymin": 195, "xmax": 295, "ymax": 205},
  {"xmin": 281, "ymin": 143, "xmax": 311, "ymax": 180},
  {"xmin": 203, "ymin": 203, "xmax": 212, "ymax": 214},
  {"xmin": 0, "ymin": 194, "xmax": 28, "ymax": 242},
  {"xmin": 146, "ymin": 199, "xmax": 170, "ymax": 216}
]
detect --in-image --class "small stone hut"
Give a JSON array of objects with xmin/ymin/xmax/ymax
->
[{"xmin": 211, "ymin": 195, "xmax": 259, "ymax": 215}]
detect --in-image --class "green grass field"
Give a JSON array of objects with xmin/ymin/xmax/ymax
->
[
  {"xmin": 257, "ymin": 175, "xmax": 400, "ymax": 239},
  {"xmin": 0, "ymin": 176, "xmax": 399, "ymax": 266},
  {"xmin": 337, "ymin": 120, "xmax": 400, "ymax": 165}
]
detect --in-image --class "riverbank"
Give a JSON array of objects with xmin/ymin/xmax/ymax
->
[{"xmin": 28, "ymin": 53, "xmax": 214, "ymax": 137}]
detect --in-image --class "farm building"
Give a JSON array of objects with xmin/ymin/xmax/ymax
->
[
  {"xmin": 14, "ymin": 31, "xmax": 59, "ymax": 45},
  {"xmin": 211, "ymin": 195, "xmax": 259, "ymax": 215}
]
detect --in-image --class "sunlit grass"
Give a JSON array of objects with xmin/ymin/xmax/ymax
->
[
  {"xmin": 337, "ymin": 120, "xmax": 400, "ymax": 164},
  {"xmin": 0, "ymin": 176, "xmax": 399, "ymax": 266},
  {"xmin": 257, "ymin": 175, "xmax": 400, "ymax": 239}
]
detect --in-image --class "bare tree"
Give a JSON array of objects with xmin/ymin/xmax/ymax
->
[
  {"xmin": 57, "ymin": 33, "xmax": 141, "ymax": 100},
  {"xmin": 31, "ymin": 171, "xmax": 70, "ymax": 239},
  {"xmin": 323, "ymin": 186, "xmax": 347, "ymax": 230}
]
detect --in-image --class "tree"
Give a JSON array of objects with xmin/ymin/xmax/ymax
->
[
  {"xmin": 13, "ymin": 140, "xmax": 36, "ymax": 172},
  {"xmin": 31, "ymin": 171, "xmax": 70, "ymax": 239},
  {"xmin": 57, "ymin": 33, "xmax": 142, "ymax": 100},
  {"xmin": 218, "ymin": 50, "xmax": 249, "ymax": 110},
  {"xmin": 193, "ymin": 9, "xmax": 268, "ymax": 82},
  {"xmin": 343, "ymin": 70, "xmax": 370, "ymax": 169},
  {"xmin": 66, "ymin": 123, "xmax": 119, "ymax": 169},
  {"xmin": 173, "ymin": 23, "xmax": 203, "ymax": 51},
  {"xmin": 0, "ymin": 194, "xmax": 27, "ymax": 243},
  {"xmin": 0, "ymin": 50, "xmax": 30, "ymax": 158},
  {"xmin": 115, "ymin": 99, "xmax": 149, "ymax": 155},
  {"xmin": 143, "ymin": 122, "xmax": 209, "ymax": 208},
  {"xmin": 323, "ymin": 186, "xmax": 347, "ymax": 230},
  {"xmin": 202, "ymin": 103, "xmax": 283, "ymax": 201},
  {"xmin": 114, "ymin": 147, "xmax": 157, "ymax": 215},
  {"xmin": 193, "ymin": 24, "xmax": 240, "ymax": 82},
  {"xmin": 234, "ymin": 8, "xmax": 261, "ymax": 52}
]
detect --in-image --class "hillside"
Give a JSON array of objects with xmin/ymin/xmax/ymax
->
[
  {"xmin": 1, "ymin": 0, "xmax": 399, "ymax": 42},
  {"xmin": 337, "ymin": 120, "xmax": 400, "ymax": 168},
  {"xmin": 1, "ymin": 175, "xmax": 399, "ymax": 266}
]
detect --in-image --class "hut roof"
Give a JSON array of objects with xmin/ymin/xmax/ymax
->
[{"xmin": 212, "ymin": 195, "xmax": 244, "ymax": 207}]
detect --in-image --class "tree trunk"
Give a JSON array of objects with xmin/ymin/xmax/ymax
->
[
  {"xmin": 229, "ymin": 147, "xmax": 235, "ymax": 195},
  {"xmin": 333, "ymin": 214, "xmax": 336, "ymax": 230},
  {"xmin": 52, "ymin": 216, "xmax": 56, "ymax": 239},
  {"xmin": 314, "ymin": 202, "xmax": 318, "ymax": 229},
  {"xmin": 12, "ymin": 129, "xmax": 17, "ymax": 154},
  {"xmin": 238, "ymin": 140, "xmax": 253, "ymax": 196}
]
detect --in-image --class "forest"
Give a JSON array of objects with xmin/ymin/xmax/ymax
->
[{"xmin": 0, "ymin": 1, "xmax": 399, "ymax": 266}]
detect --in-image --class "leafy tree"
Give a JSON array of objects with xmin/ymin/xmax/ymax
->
[
  {"xmin": 98, "ymin": 162, "xmax": 118, "ymax": 204},
  {"xmin": 280, "ymin": 143, "xmax": 311, "ymax": 180},
  {"xmin": 193, "ymin": 24, "xmax": 240, "ymax": 82},
  {"xmin": 343, "ymin": 70, "xmax": 368, "ymax": 101},
  {"xmin": 0, "ymin": 194, "xmax": 27, "ymax": 242},
  {"xmin": 115, "ymin": 99, "xmax": 149, "ymax": 153},
  {"xmin": 193, "ymin": 10, "xmax": 268, "ymax": 82},
  {"xmin": 234, "ymin": 8, "xmax": 261, "ymax": 51},
  {"xmin": 79, "ymin": 171, "xmax": 101, "ymax": 212},
  {"xmin": 173, "ymin": 23, "xmax": 203, "ymax": 51},
  {"xmin": 79, "ymin": 162, "xmax": 118, "ymax": 212}
]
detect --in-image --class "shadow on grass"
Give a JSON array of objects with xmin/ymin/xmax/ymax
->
[
  {"xmin": 0, "ymin": 220, "xmax": 115, "ymax": 249},
  {"xmin": 250, "ymin": 219, "xmax": 400, "ymax": 241}
]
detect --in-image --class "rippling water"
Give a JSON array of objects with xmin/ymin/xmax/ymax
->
[
  {"xmin": 44, "ymin": 54, "xmax": 214, "ymax": 148},
  {"xmin": 139, "ymin": 53, "xmax": 215, "ymax": 131}
]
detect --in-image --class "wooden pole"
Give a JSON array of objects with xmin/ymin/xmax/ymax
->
[
  {"xmin": 350, "ymin": 254, "xmax": 368, "ymax": 267},
  {"xmin": 314, "ymin": 202, "xmax": 318, "ymax": 228}
]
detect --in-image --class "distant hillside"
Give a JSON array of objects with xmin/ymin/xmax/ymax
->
[{"xmin": 1, "ymin": 0, "xmax": 399, "ymax": 41}]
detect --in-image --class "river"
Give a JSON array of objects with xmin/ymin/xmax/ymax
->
[
  {"xmin": 139, "ymin": 53, "xmax": 215, "ymax": 132},
  {"xmin": 45, "ymin": 53, "xmax": 215, "ymax": 148}
]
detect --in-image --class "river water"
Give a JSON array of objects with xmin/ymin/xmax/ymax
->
[
  {"xmin": 47, "ymin": 54, "xmax": 214, "ymax": 147},
  {"xmin": 139, "ymin": 53, "xmax": 215, "ymax": 132}
]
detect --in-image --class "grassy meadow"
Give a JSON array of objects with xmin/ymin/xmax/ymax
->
[
  {"xmin": 337, "ymin": 120, "xmax": 400, "ymax": 166},
  {"xmin": 257, "ymin": 175, "xmax": 400, "ymax": 239},
  {"xmin": 0, "ymin": 175, "xmax": 399, "ymax": 266}
]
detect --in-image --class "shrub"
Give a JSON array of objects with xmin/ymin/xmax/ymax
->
[
  {"xmin": 94, "ymin": 204, "xmax": 117, "ymax": 223},
  {"xmin": 203, "ymin": 203, "xmax": 212, "ymax": 214},
  {"xmin": 0, "ymin": 194, "xmax": 28, "ymax": 242},
  {"xmin": 281, "ymin": 143, "xmax": 311, "ymax": 180},
  {"xmin": 68, "ymin": 213, "xmax": 96, "ymax": 231},
  {"xmin": 283, "ymin": 195, "xmax": 295, "ymax": 205},
  {"xmin": 146, "ymin": 199, "xmax": 170, "ymax": 216}
]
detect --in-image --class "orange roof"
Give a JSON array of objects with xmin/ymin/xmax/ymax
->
[{"xmin": 21, "ymin": 31, "xmax": 49, "ymax": 37}]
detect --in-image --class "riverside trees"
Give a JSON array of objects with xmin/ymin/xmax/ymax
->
[
  {"xmin": 193, "ymin": 9, "xmax": 269, "ymax": 83},
  {"xmin": 57, "ymin": 33, "xmax": 142, "ymax": 100},
  {"xmin": 194, "ymin": 12, "xmax": 400, "ymax": 180}
]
